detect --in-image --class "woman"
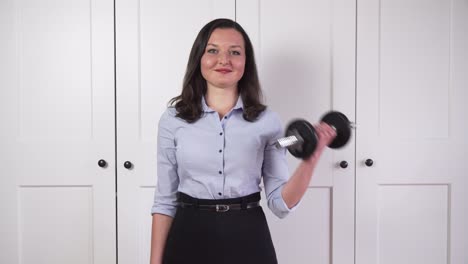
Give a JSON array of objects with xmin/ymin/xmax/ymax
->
[{"xmin": 150, "ymin": 18, "xmax": 335, "ymax": 264}]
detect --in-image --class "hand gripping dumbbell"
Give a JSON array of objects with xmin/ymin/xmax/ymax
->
[{"xmin": 275, "ymin": 111, "xmax": 353, "ymax": 159}]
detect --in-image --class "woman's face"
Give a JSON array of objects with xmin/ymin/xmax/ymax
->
[{"xmin": 200, "ymin": 28, "xmax": 246, "ymax": 91}]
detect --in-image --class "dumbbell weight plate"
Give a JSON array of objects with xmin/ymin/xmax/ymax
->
[
  {"xmin": 285, "ymin": 119, "xmax": 317, "ymax": 159},
  {"xmin": 320, "ymin": 111, "xmax": 351, "ymax": 149}
]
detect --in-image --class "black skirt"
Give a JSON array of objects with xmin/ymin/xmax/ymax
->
[{"xmin": 162, "ymin": 192, "xmax": 278, "ymax": 264}]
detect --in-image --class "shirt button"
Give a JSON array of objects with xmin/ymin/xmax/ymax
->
[
  {"xmin": 218, "ymin": 192, "xmax": 222, "ymax": 196},
  {"xmin": 224, "ymin": 116, "xmax": 228, "ymax": 119},
  {"xmin": 218, "ymin": 171, "xmax": 222, "ymax": 174},
  {"xmin": 219, "ymin": 132, "xmax": 223, "ymax": 136},
  {"xmin": 219, "ymin": 149, "xmax": 222, "ymax": 153}
]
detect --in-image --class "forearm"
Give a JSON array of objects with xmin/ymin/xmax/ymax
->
[
  {"xmin": 281, "ymin": 121, "xmax": 337, "ymax": 209},
  {"xmin": 281, "ymin": 149, "xmax": 323, "ymax": 209},
  {"xmin": 150, "ymin": 213, "xmax": 174, "ymax": 264}
]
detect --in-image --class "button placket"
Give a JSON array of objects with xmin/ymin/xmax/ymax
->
[
  {"xmin": 218, "ymin": 111, "xmax": 233, "ymax": 198},
  {"xmin": 217, "ymin": 122, "xmax": 225, "ymax": 197}
]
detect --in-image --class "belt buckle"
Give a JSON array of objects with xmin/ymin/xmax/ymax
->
[{"xmin": 216, "ymin": 204, "xmax": 230, "ymax": 212}]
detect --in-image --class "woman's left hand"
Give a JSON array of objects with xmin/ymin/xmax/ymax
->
[{"xmin": 306, "ymin": 122, "xmax": 337, "ymax": 161}]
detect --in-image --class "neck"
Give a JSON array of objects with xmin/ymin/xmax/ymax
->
[{"xmin": 205, "ymin": 86, "xmax": 239, "ymax": 118}]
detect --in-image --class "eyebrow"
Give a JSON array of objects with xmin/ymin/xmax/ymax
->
[{"xmin": 206, "ymin": 43, "xmax": 243, "ymax": 49}]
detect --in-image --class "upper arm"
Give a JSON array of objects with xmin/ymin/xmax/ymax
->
[{"xmin": 151, "ymin": 110, "xmax": 179, "ymax": 217}]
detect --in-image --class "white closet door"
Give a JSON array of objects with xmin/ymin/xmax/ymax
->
[
  {"xmin": 0, "ymin": 0, "xmax": 116, "ymax": 264},
  {"xmin": 356, "ymin": 0, "xmax": 468, "ymax": 263},
  {"xmin": 115, "ymin": 1, "xmax": 235, "ymax": 263},
  {"xmin": 237, "ymin": 1, "xmax": 356, "ymax": 263}
]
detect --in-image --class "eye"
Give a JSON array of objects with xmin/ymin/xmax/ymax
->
[
  {"xmin": 207, "ymin": 48, "xmax": 218, "ymax": 54},
  {"xmin": 230, "ymin": 50, "xmax": 241, "ymax": 55}
]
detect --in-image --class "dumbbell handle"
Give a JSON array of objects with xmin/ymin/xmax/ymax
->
[
  {"xmin": 275, "ymin": 135, "xmax": 302, "ymax": 148},
  {"xmin": 275, "ymin": 127, "xmax": 308, "ymax": 149}
]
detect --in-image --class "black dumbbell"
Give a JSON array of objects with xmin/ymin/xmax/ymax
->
[{"xmin": 275, "ymin": 111, "xmax": 353, "ymax": 159}]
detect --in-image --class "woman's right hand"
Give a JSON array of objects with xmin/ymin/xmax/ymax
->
[{"xmin": 150, "ymin": 214, "xmax": 173, "ymax": 264}]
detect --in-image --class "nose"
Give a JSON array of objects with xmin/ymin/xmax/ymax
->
[{"xmin": 218, "ymin": 52, "xmax": 229, "ymax": 65}]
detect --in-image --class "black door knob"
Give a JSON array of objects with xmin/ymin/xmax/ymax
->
[
  {"xmin": 98, "ymin": 159, "xmax": 107, "ymax": 168},
  {"xmin": 124, "ymin": 161, "xmax": 133, "ymax": 169},
  {"xmin": 365, "ymin": 159, "xmax": 374, "ymax": 167},
  {"xmin": 339, "ymin": 161, "xmax": 348, "ymax": 169}
]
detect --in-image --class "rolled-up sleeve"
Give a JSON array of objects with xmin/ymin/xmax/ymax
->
[
  {"xmin": 151, "ymin": 110, "xmax": 179, "ymax": 217},
  {"xmin": 262, "ymin": 112, "xmax": 300, "ymax": 219}
]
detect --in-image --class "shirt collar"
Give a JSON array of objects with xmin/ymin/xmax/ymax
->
[
  {"xmin": 202, "ymin": 95, "xmax": 244, "ymax": 113},
  {"xmin": 233, "ymin": 96, "xmax": 244, "ymax": 110},
  {"xmin": 201, "ymin": 96, "xmax": 214, "ymax": 112}
]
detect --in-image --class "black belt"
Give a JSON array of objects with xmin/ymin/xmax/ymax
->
[{"xmin": 179, "ymin": 201, "xmax": 260, "ymax": 212}]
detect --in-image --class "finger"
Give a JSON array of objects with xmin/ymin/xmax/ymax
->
[
  {"xmin": 317, "ymin": 124, "xmax": 332, "ymax": 135},
  {"xmin": 321, "ymin": 123, "xmax": 336, "ymax": 136}
]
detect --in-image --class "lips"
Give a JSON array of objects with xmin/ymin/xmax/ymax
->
[{"xmin": 215, "ymin": 68, "xmax": 232, "ymax": 74}]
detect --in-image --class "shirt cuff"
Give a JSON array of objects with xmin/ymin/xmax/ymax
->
[
  {"xmin": 269, "ymin": 185, "xmax": 302, "ymax": 219},
  {"xmin": 280, "ymin": 193, "xmax": 301, "ymax": 213},
  {"xmin": 151, "ymin": 205, "xmax": 177, "ymax": 218}
]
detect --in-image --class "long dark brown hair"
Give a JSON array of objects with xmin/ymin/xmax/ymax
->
[{"xmin": 169, "ymin": 18, "xmax": 266, "ymax": 123}]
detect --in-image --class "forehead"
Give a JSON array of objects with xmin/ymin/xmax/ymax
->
[{"xmin": 207, "ymin": 28, "xmax": 245, "ymax": 48}]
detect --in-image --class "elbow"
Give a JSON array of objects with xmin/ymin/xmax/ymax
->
[
  {"xmin": 274, "ymin": 211, "xmax": 289, "ymax": 219},
  {"xmin": 267, "ymin": 199, "xmax": 292, "ymax": 219}
]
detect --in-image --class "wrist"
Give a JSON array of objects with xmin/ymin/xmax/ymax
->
[{"xmin": 305, "ymin": 147, "xmax": 324, "ymax": 164}]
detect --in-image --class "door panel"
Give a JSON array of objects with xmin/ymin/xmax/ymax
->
[
  {"xmin": 356, "ymin": 0, "xmax": 468, "ymax": 263},
  {"xmin": 237, "ymin": 1, "xmax": 356, "ymax": 263},
  {"xmin": 0, "ymin": 0, "xmax": 116, "ymax": 263},
  {"xmin": 261, "ymin": 189, "xmax": 332, "ymax": 263},
  {"xmin": 115, "ymin": 1, "xmax": 235, "ymax": 263}
]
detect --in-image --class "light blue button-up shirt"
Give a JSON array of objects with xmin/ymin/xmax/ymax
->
[{"xmin": 151, "ymin": 96, "xmax": 296, "ymax": 219}]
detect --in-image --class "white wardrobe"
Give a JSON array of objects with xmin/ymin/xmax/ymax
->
[{"xmin": 1, "ymin": 0, "xmax": 467, "ymax": 264}]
